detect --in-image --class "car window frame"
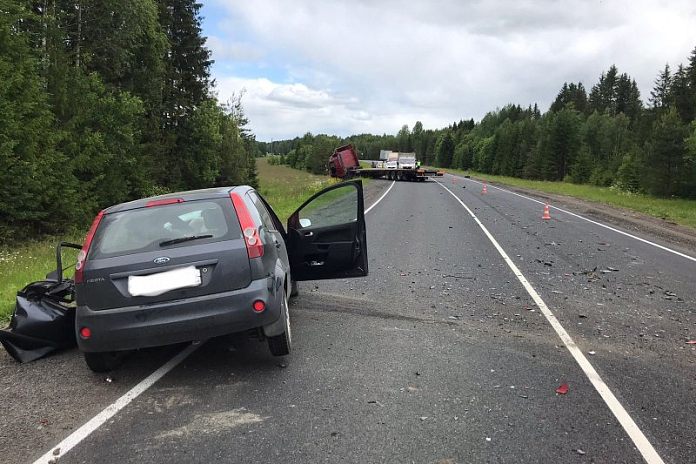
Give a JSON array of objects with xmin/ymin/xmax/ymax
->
[{"xmin": 250, "ymin": 190, "xmax": 287, "ymax": 237}]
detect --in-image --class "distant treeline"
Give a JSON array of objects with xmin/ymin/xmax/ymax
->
[
  {"xmin": 1, "ymin": 0, "xmax": 259, "ymax": 242},
  {"xmin": 261, "ymin": 48, "xmax": 696, "ymax": 199}
]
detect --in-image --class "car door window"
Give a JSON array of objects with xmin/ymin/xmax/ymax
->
[
  {"xmin": 247, "ymin": 191, "xmax": 276, "ymax": 231},
  {"xmin": 296, "ymin": 183, "xmax": 358, "ymax": 229},
  {"xmin": 257, "ymin": 193, "xmax": 286, "ymax": 235}
]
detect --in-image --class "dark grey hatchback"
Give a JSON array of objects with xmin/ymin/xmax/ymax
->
[{"xmin": 74, "ymin": 181, "xmax": 368, "ymax": 372}]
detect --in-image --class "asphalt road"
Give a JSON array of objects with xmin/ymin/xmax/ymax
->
[{"xmin": 2, "ymin": 175, "xmax": 694, "ymax": 464}]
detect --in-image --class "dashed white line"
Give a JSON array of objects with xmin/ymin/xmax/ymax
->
[
  {"xmin": 447, "ymin": 174, "xmax": 696, "ymax": 263},
  {"xmin": 438, "ymin": 181, "xmax": 665, "ymax": 464},
  {"xmin": 32, "ymin": 342, "xmax": 203, "ymax": 464}
]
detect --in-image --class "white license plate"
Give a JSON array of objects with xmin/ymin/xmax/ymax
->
[{"xmin": 128, "ymin": 266, "xmax": 201, "ymax": 297}]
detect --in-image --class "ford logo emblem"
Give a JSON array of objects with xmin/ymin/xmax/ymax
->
[{"xmin": 153, "ymin": 257, "xmax": 170, "ymax": 264}]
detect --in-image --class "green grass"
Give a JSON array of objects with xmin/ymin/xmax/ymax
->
[
  {"xmin": 448, "ymin": 168, "xmax": 696, "ymax": 229},
  {"xmin": 256, "ymin": 157, "xmax": 339, "ymax": 222},
  {"xmin": 1, "ymin": 236, "xmax": 83, "ymax": 322}
]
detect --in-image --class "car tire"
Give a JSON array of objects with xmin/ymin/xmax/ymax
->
[
  {"xmin": 84, "ymin": 351, "xmax": 125, "ymax": 373},
  {"xmin": 267, "ymin": 288, "xmax": 291, "ymax": 357}
]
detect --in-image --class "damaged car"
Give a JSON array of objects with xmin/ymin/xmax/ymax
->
[{"xmin": 73, "ymin": 181, "xmax": 368, "ymax": 372}]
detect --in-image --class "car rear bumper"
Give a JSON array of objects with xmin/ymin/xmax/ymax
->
[{"xmin": 76, "ymin": 278, "xmax": 280, "ymax": 352}]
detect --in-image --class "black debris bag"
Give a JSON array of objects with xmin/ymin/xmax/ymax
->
[{"xmin": 0, "ymin": 242, "xmax": 82, "ymax": 363}]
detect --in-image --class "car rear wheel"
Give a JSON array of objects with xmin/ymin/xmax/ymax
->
[
  {"xmin": 84, "ymin": 351, "xmax": 125, "ymax": 372},
  {"xmin": 267, "ymin": 288, "xmax": 291, "ymax": 356}
]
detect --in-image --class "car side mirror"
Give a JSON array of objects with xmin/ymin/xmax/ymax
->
[{"xmin": 299, "ymin": 218, "xmax": 312, "ymax": 228}]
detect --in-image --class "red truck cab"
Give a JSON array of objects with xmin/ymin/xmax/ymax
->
[{"xmin": 329, "ymin": 144, "xmax": 360, "ymax": 178}]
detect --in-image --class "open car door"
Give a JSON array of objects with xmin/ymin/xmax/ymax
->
[{"xmin": 286, "ymin": 180, "xmax": 368, "ymax": 281}]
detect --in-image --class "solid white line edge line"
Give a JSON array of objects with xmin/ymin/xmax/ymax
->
[
  {"xmin": 448, "ymin": 174, "xmax": 696, "ymax": 263},
  {"xmin": 438, "ymin": 181, "xmax": 665, "ymax": 464},
  {"xmin": 32, "ymin": 342, "xmax": 203, "ymax": 464},
  {"xmin": 31, "ymin": 180, "xmax": 397, "ymax": 463},
  {"xmin": 365, "ymin": 180, "xmax": 396, "ymax": 214}
]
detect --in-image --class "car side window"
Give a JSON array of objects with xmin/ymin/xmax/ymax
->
[
  {"xmin": 296, "ymin": 183, "xmax": 358, "ymax": 229},
  {"xmin": 247, "ymin": 192, "xmax": 275, "ymax": 231},
  {"xmin": 256, "ymin": 193, "xmax": 286, "ymax": 234}
]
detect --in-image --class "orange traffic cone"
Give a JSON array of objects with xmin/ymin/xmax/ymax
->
[
  {"xmin": 482, "ymin": 183, "xmax": 487, "ymax": 194},
  {"xmin": 542, "ymin": 202, "xmax": 551, "ymax": 220}
]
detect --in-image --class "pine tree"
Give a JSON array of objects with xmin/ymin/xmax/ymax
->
[
  {"xmin": 650, "ymin": 64, "xmax": 672, "ymax": 110},
  {"xmin": 435, "ymin": 132, "xmax": 455, "ymax": 168},
  {"xmin": 671, "ymin": 64, "xmax": 693, "ymax": 124},
  {"xmin": 156, "ymin": 0, "xmax": 214, "ymax": 188},
  {"xmin": 0, "ymin": 0, "xmax": 74, "ymax": 238},
  {"xmin": 644, "ymin": 108, "xmax": 688, "ymax": 196}
]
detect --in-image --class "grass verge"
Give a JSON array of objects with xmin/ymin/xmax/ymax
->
[
  {"xmin": 256, "ymin": 157, "xmax": 339, "ymax": 222},
  {"xmin": 447, "ymin": 169, "xmax": 696, "ymax": 230},
  {"xmin": 1, "ymin": 236, "xmax": 82, "ymax": 322}
]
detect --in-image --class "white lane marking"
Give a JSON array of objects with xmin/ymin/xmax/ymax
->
[
  {"xmin": 438, "ymin": 182, "xmax": 665, "ymax": 464},
  {"xmin": 32, "ymin": 342, "xmax": 203, "ymax": 464},
  {"xmin": 365, "ymin": 180, "xmax": 396, "ymax": 214},
  {"xmin": 445, "ymin": 174, "xmax": 696, "ymax": 263}
]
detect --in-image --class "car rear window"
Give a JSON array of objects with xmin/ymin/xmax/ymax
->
[{"xmin": 89, "ymin": 199, "xmax": 241, "ymax": 259}]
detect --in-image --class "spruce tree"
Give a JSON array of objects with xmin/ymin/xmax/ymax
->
[{"xmin": 650, "ymin": 64, "xmax": 672, "ymax": 111}]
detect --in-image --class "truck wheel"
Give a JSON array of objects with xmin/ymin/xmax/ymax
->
[
  {"xmin": 396, "ymin": 172, "xmax": 403, "ymax": 181},
  {"xmin": 84, "ymin": 351, "xmax": 125, "ymax": 373},
  {"xmin": 267, "ymin": 288, "xmax": 291, "ymax": 356}
]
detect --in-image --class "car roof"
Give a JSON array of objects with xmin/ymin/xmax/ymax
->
[{"xmin": 103, "ymin": 185, "xmax": 254, "ymax": 214}]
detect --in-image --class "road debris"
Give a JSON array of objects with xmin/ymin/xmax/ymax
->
[
  {"xmin": 556, "ymin": 383, "xmax": 569, "ymax": 395},
  {"xmin": 582, "ymin": 268, "xmax": 599, "ymax": 280},
  {"xmin": 686, "ymin": 341, "xmax": 696, "ymax": 345},
  {"xmin": 576, "ymin": 449, "xmax": 586, "ymax": 455}
]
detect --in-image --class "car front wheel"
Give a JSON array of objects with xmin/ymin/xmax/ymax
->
[
  {"xmin": 84, "ymin": 351, "xmax": 125, "ymax": 372},
  {"xmin": 267, "ymin": 288, "xmax": 291, "ymax": 356}
]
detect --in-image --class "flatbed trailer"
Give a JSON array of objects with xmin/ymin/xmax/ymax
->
[
  {"xmin": 329, "ymin": 144, "xmax": 444, "ymax": 181},
  {"xmin": 345, "ymin": 166, "xmax": 443, "ymax": 181}
]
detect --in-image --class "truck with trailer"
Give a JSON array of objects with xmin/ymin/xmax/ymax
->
[{"xmin": 328, "ymin": 144, "xmax": 444, "ymax": 181}]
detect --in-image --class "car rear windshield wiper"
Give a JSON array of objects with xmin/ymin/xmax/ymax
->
[{"xmin": 159, "ymin": 234, "xmax": 213, "ymax": 247}]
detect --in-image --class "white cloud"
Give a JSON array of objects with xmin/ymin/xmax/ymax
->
[
  {"xmin": 206, "ymin": 0, "xmax": 696, "ymax": 141},
  {"xmin": 213, "ymin": 76, "xmax": 450, "ymax": 140},
  {"xmin": 206, "ymin": 36, "xmax": 266, "ymax": 62}
]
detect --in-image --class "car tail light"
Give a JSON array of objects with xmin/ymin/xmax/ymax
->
[
  {"xmin": 75, "ymin": 210, "xmax": 105, "ymax": 284},
  {"xmin": 230, "ymin": 193, "xmax": 264, "ymax": 259},
  {"xmin": 253, "ymin": 300, "xmax": 266, "ymax": 312},
  {"xmin": 79, "ymin": 327, "xmax": 92, "ymax": 339}
]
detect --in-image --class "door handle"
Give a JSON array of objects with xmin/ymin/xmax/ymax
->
[{"xmin": 304, "ymin": 231, "xmax": 313, "ymax": 237}]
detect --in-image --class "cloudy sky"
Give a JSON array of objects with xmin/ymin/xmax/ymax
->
[{"xmin": 200, "ymin": 0, "xmax": 696, "ymax": 142}]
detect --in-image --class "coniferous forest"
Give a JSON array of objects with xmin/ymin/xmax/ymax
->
[
  {"xmin": 0, "ymin": 0, "xmax": 259, "ymax": 242},
  {"xmin": 263, "ymin": 50, "xmax": 696, "ymax": 202}
]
